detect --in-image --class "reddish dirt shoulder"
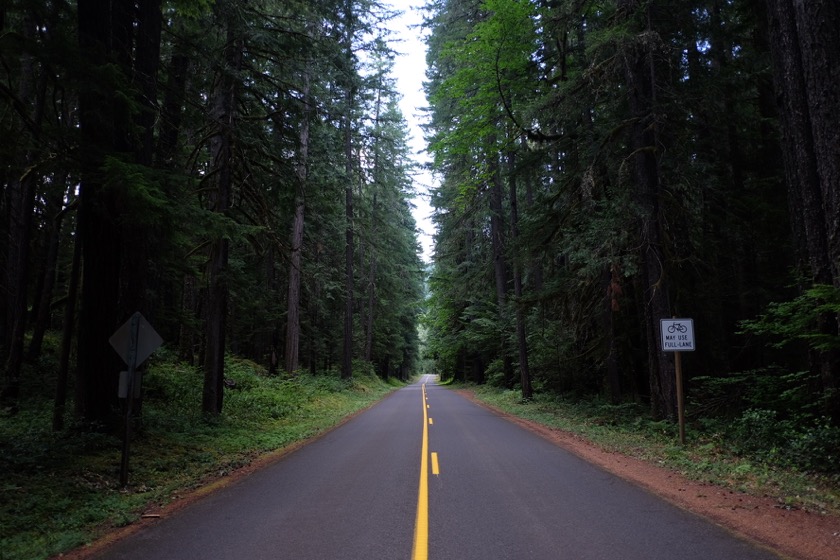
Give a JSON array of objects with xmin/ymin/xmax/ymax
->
[{"xmin": 457, "ymin": 390, "xmax": 840, "ymax": 560}]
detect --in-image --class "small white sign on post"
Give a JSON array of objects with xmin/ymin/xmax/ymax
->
[
  {"xmin": 660, "ymin": 318, "xmax": 695, "ymax": 352},
  {"xmin": 108, "ymin": 312, "xmax": 163, "ymax": 487}
]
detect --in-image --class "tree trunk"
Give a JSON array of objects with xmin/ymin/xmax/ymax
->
[
  {"xmin": 134, "ymin": 0, "xmax": 162, "ymax": 167},
  {"xmin": 342, "ymin": 127, "xmax": 355, "ymax": 380},
  {"xmin": 1, "ymin": 9, "xmax": 48, "ymax": 408},
  {"xmin": 2, "ymin": 164, "xmax": 37, "ymax": 409},
  {"xmin": 53, "ymin": 227, "xmax": 82, "ymax": 431},
  {"xmin": 364, "ymin": 83, "xmax": 384, "ymax": 365},
  {"xmin": 341, "ymin": 12, "xmax": 356, "ymax": 380},
  {"xmin": 339, "ymin": 0, "xmax": 357, "ymax": 379},
  {"xmin": 620, "ymin": 0, "xmax": 676, "ymax": 420},
  {"xmin": 604, "ymin": 265, "xmax": 622, "ymax": 403},
  {"xmin": 793, "ymin": 0, "xmax": 840, "ymax": 422},
  {"xmin": 118, "ymin": 0, "xmax": 162, "ymax": 324},
  {"xmin": 488, "ymin": 141, "xmax": 514, "ymax": 386},
  {"xmin": 285, "ymin": 62, "xmax": 311, "ymax": 375},
  {"xmin": 155, "ymin": 49, "xmax": 190, "ymax": 169},
  {"xmin": 766, "ymin": 0, "xmax": 840, "ymax": 422},
  {"xmin": 285, "ymin": 200, "xmax": 305, "ymax": 374},
  {"xmin": 364, "ymin": 253, "xmax": 377, "ymax": 362},
  {"xmin": 178, "ymin": 275, "xmax": 198, "ymax": 364},
  {"xmin": 29, "ymin": 183, "xmax": 70, "ymax": 360},
  {"xmin": 75, "ymin": 0, "xmax": 124, "ymax": 425},
  {"xmin": 203, "ymin": 6, "xmax": 241, "ymax": 415},
  {"xmin": 766, "ymin": 0, "xmax": 832, "ymax": 286},
  {"xmin": 507, "ymin": 149, "xmax": 532, "ymax": 400},
  {"xmin": 792, "ymin": 1, "xmax": 840, "ymax": 283},
  {"xmin": 203, "ymin": 236, "xmax": 229, "ymax": 416}
]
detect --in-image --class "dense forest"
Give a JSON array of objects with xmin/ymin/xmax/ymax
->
[
  {"xmin": 421, "ymin": 0, "xmax": 840, "ymax": 464},
  {"xmin": 2, "ymin": 0, "xmax": 839, "ymax": 473},
  {"xmin": 0, "ymin": 0, "xmax": 425, "ymax": 424}
]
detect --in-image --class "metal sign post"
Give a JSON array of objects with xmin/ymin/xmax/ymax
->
[
  {"xmin": 109, "ymin": 312, "xmax": 163, "ymax": 487},
  {"xmin": 119, "ymin": 314, "xmax": 140, "ymax": 487},
  {"xmin": 660, "ymin": 318, "xmax": 695, "ymax": 444}
]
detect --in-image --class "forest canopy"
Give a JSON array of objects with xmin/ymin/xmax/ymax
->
[
  {"xmin": 0, "ymin": 0, "xmax": 425, "ymax": 423},
  {"xmin": 421, "ymin": 0, "xmax": 840, "ymax": 441}
]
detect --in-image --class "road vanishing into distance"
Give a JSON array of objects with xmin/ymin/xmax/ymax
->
[{"xmin": 97, "ymin": 375, "xmax": 780, "ymax": 559}]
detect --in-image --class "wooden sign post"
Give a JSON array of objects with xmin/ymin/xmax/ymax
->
[{"xmin": 660, "ymin": 318, "xmax": 695, "ymax": 444}]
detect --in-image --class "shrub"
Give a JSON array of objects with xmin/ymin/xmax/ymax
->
[
  {"xmin": 728, "ymin": 408, "xmax": 840, "ymax": 473},
  {"xmin": 787, "ymin": 419, "xmax": 840, "ymax": 473}
]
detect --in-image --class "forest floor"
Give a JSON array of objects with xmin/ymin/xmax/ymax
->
[{"xmin": 457, "ymin": 389, "xmax": 840, "ymax": 560}]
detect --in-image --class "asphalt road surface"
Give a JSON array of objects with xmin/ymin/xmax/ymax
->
[{"xmin": 97, "ymin": 375, "xmax": 781, "ymax": 559}]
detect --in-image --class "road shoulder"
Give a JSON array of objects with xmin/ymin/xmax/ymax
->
[{"xmin": 455, "ymin": 389, "xmax": 840, "ymax": 560}]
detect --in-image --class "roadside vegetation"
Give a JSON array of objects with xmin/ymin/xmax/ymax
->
[
  {"xmin": 0, "ymin": 347, "xmax": 401, "ymax": 560},
  {"xmin": 459, "ymin": 383, "xmax": 840, "ymax": 518}
]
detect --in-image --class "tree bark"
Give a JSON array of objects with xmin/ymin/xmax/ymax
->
[
  {"xmin": 364, "ymin": 83, "xmax": 383, "ymax": 365},
  {"xmin": 364, "ymin": 253, "xmax": 377, "ymax": 363},
  {"xmin": 342, "ymin": 123, "xmax": 355, "ymax": 379},
  {"xmin": 75, "ymin": 0, "xmax": 125, "ymax": 424},
  {"xmin": 1, "ymin": 8, "xmax": 49, "ymax": 408},
  {"xmin": 341, "ymin": 0, "xmax": 356, "ymax": 380},
  {"xmin": 29, "ymin": 182, "xmax": 70, "ymax": 361},
  {"xmin": 285, "ymin": 200, "xmax": 305, "ymax": 374},
  {"xmin": 156, "ymin": 48, "xmax": 190, "ymax": 169},
  {"xmin": 766, "ymin": 0, "xmax": 840, "ymax": 422},
  {"xmin": 53, "ymin": 226, "xmax": 82, "ymax": 431},
  {"xmin": 507, "ymin": 148, "xmax": 532, "ymax": 400},
  {"xmin": 285, "ymin": 60, "xmax": 312, "ymax": 375},
  {"xmin": 203, "ymin": 4, "xmax": 242, "ymax": 415},
  {"xmin": 488, "ymin": 139, "xmax": 514, "ymax": 386},
  {"xmin": 791, "ymin": 1, "xmax": 840, "ymax": 284},
  {"xmin": 118, "ymin": 0, "xmax": 162, "ymax": 325},
  {"xmin": 793, "ymin": 0, "xmax": 840, "ymax": 422},
  {"xmin": 619, "ymin": 0, "xmax": 676, "ymax": 420}
]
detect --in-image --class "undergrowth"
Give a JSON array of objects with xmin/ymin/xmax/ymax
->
[
  {"xmin": 0, "ymin": 350, "xmax": 401, "ymax": 560},
  {"xmin": 464, "ymin": 385, "xmax": 840, "ymax": 517}
]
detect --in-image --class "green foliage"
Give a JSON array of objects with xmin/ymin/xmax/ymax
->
[
  {"xmin": 728, "ymin": 409, "xmax": 840, "ymax": 473},
  {"xmin": 691, "ymin": 368, "xmax": 818, "ymax": 417},
  {"xmin": 484, "ymin": 358, "xmax": 507, "ymax": 387},
  {"xmin": 423, "ymin": 0, "xmax": 826, "ymax": 432},
  {"xmin": 740, "ymin": 284, "xmax": 840, "ymax": 352},
  {"xmin": 689, "ymin": 368, "xmax": 840, "ymax": 472},
  {"xmin": 727, "ymin": 408, "xmax": 789, "ymax": 457},
  {"xmin": 787, "ymin": 419, "xmax": 840, "ymax": 473},
  {"xmin": 101, "ymin": 157, "xmax": 171, "ymax": 226},
  {"xmin": 169, "ymin": 0, "xmax": 215, "ymax": 20}
]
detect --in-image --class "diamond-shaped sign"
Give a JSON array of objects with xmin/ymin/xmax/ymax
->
[{"xmin": 109, "ymin": 312, "xmax": 163, "ymax": 366}]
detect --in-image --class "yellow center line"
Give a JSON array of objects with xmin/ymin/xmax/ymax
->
[
  {"xmin": 431, "ymin": 452, "xmax": 440, "ymax": 475},
  {"xmin": 412, "ymin": 383, "xmax": 429, "ymax": 560}
]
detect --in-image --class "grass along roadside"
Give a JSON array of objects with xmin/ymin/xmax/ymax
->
[
  {"xmin": 458, "ymin": 384, "xmax": 840, "ymax": 518},
  {"xmin": 0, "ymin": 352, "xmax": 402, "ymax": 560}
]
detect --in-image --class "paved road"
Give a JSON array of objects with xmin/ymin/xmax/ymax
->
[{"xmin": 98, "ymin": 375, "xmax": 780, "ymax": 559}]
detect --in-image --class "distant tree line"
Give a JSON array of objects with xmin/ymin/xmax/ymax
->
[
  {"xmin": 0, "ymin": 0, "xmax": 424, "ymax": 426},
  {"xmin": 422, "ymin": 0, "xmax": 840, "ymax": 429}
]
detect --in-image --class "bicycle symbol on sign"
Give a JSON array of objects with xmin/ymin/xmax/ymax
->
[{"xmin": 667, "ymin": 322, "xmax": 688, "ymax": 334}]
